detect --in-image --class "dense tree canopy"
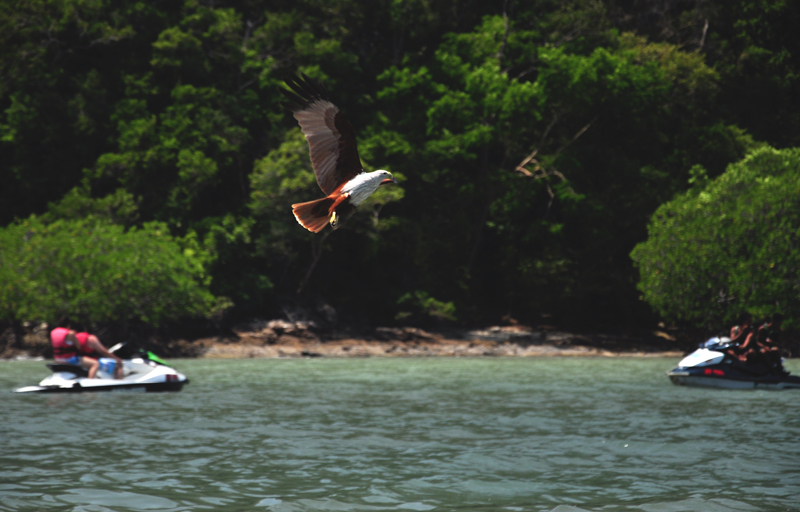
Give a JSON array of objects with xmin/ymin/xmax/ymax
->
[
  {"xmin": 1, "ymin": 0, "xmax": 797, "ymax": 331},
  {"xmin": 631, "ymin": 147, "xmax": 800, "ymax": 329}
]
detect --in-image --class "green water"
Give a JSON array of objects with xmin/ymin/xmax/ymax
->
[{"xmin": 2, "ymin": 357, "xmax": 799, "ymax": 512}]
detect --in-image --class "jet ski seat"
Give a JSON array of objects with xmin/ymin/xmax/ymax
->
[{"xmin": 46, "ymin": 363, "xmax": 89, "ymax": 377}]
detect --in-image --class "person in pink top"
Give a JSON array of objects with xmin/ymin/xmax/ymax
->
[{"xmin": 50, "ymin": 325, "xmax": 123, "ymax": 379}]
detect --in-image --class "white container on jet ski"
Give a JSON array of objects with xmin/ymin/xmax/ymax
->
[
  {"xmin": 14, "ymin": 345, "xmax": 188, "ymax": 393},
  {"xmin": 667, "ymin": 337, "xmax": 800, "ymax": 390}
]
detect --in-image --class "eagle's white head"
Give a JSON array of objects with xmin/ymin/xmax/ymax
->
[{"xmin": 376, "ymin": 170, "xmax": 397, "ymax": 186}]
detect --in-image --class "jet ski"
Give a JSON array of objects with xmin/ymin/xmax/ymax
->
[
  {"xmin": 13, "ymin": 344, "xmax": 189, "ymax": 393},
  {"xmin": 667, "ymin": 337, "xmax": 800, "ymax": 390}
]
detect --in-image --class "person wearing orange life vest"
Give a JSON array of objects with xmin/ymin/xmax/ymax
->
[{"xmin": 50, "ymin": 326, "xmax": 123, "ymax": 379}]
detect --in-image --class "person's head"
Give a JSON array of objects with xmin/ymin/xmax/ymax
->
[{"xmin": 739, "ymin": 312, "xmax": 753, "ymax": 326}]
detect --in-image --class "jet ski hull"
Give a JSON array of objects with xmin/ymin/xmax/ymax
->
[
  {"xmin": 668, "ymin": 346, "xmax": 800, "ymax": 390},
  {"xmin": 668, "ymin": 367, "xmax": 800, "ymax": 390},
  {"xmin": 13, "ymin": 356, "xmax": 188, "ymax": 393},
  {"xmin": 13, "ymin": 380, "xmax": 187, "ymax": 393}
]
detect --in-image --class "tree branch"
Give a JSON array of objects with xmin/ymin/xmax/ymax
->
[
  {"xmin": 514, "ymin": 114, "xmax": 558, "ymax": 176},
  {"xmin": 296, "ymin": 230, "xmax": 332, "ymax": 294},
  {"xmin": 496, "ymin": 0, "xmax": 511, "ymax": 66},
  {"xmin": 699, "ymin": 19, "xmax": 709, "ymax": 51},
  {"xmin": 554, "ymin": 117, "xmax": 596, "ymax": 156},
  {"xmin": 513, "ymin": 117, "xmax": 595, "ymax": 215}
]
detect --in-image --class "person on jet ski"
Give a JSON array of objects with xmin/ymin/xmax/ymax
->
[
  {"xmin": 759, "ymin": 313, "xmax": 786, "ymax": 375},
  {"xmin": 733, "ymin": 314, "xmax": 786, "ymax": 376},
  {"xmin": 760, "ymin": 313, "xmax": 784, "ymax": 344},
  {"xmin": 729, "ymin": 313, "xmax": 753, "ymax": 345},
  {"xmin": 735, "ymin": 329, "xmax": 771, "ymax": 373},
  {"xmin": 50, "ymin": 326, "xmax": 123, "ymax": 379},
  {"xmin": 724, "ymin": 313, "xmax": 753, "ymax": 359}
]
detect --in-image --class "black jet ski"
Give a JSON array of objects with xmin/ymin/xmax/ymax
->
[
  {"xmin": 14, "ymin": 344, "xmax": 188, "ymax": 393},
  {"xmin": 667, "ymin": 337, "xmax": 800, "ymax": 390}
]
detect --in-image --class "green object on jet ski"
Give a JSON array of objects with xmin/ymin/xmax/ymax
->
[{"xmin": 147, "ymin": 351, "xmax": 170, "ymax": 366}]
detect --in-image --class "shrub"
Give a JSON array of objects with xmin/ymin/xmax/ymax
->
[
  {"xmin": 631, "ymin": 147, "xmax": 800, "ymax": 328},
  {"xmin": 0, "ymin": 217, "xmax": 216, "ymax": 326}
]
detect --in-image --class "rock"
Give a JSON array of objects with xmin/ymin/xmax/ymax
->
[
  {"xmin": 466, "ymin": 325, "xmax": 542, "ymax": 344},
  {"xmin": 266, "ymin": 319, "xmax": 297, "ymax": 333},
  {"xmin": 373, "ymin": 327, "xmax": 438, "ymax": 342}
]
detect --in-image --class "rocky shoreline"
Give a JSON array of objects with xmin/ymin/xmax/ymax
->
[
  {"xmin": 0, "ymin": 320, "xmax": 688, "ymax": 360},
  {"xmin": 193, "ymin": 321, "xmax": 686, "ymax": 358}
]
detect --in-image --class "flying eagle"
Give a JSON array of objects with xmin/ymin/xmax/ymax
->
[{"xmin": 281, "ymin": 74, "xmax": 396, "ymax": 233}]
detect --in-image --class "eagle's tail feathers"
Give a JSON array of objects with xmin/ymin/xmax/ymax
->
[{"xmin": 292, "ymin": 198, "xmax": 334, "ymax": 233}]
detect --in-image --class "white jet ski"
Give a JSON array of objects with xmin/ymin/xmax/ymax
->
[
  {"xmin": 14, "ymin": 344, "xmax": 189, "ymax": 393},
  {"xmin": 667, "ymin": 337, "xmax": 800, "ymax": 390}
]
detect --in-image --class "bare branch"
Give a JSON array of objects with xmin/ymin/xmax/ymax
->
[
  {"xmin": 296, "ymin": 230, "xmax": 332, "ymax": 294},
  {"xmin": 554, "ymin": 117, "xmax": 596, "ymax": 156},
  {"xmin": 513, "ymin": 62, "xmax": 539, "ymax": 80},
  {"xmin": 513, "ymin": 117, "xmax": 590, "ymax": 214},
  {"xmin": 699, "ymin": 19, "xmax": 709, "ymax": 51},
  {"xmin": 496, "ymin": 0, "xmax": 511, "ymax": 65},
  {"xmin": 241, "ymin": 17, "xmax": 264, "ymax": 52},
  {"xmin": 514, "ymin": 114, "xmax": 558, "ymax": 175}
]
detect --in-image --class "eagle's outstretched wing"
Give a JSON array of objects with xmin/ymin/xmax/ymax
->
[{"xmin": 281, "ymin": 74, "xmax": 364, "ymax": 196}]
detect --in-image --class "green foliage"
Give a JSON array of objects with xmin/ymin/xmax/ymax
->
[
  {"xmin": 369, "ymin": 12, "xmax": 729, "ymax": 324},
  {"xmin": 1, "ymin": 1, "xmax": 798, "ymax": 329},
  {"xmin": 0, "ymin": 0, "xmax": 140, "ymax": 223},
  {"xmin": 631, "ymin": 147, "xmax": 800, "ymax": 328},
  {"xmin": 709, "ymin": 1, "xmax": 800, "ymax": 148},
  {"xmin": 397, "ymin": 291, "xmax": 457, "ymax": 323},
  {"xmin": 45, "ymin": 187, "xmax": 140, "ymax": 226},
  {"xmin": 0, "ymin": 217, "xmax": 217, "ymax": 326}
]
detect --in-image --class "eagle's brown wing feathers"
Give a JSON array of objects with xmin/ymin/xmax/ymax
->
[{"xmin": 282, "ymin": 74, "xmax": 363, "ymax": 196}]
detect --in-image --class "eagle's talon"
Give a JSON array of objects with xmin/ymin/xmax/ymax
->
[{"xmin": 330, "ymin": 211, "xmax": 338, "ymax": 227}]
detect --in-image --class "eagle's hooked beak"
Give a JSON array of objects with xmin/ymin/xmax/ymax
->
[{"xmin": 380, "ymin": 176, "xmax": 397, "ymax": 186}]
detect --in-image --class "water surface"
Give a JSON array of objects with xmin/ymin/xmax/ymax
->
[{"xmin": 2, "ymin": 357, "xmax": 799, "ymax": 511}]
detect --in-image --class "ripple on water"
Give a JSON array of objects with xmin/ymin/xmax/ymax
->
[
  {"xmin": 2, "ymin": 357, "xmax": 800, "ymax": 512},
  {"xmin": 56, "ymin": 489, "xmax": 180, "ymax": 510}
]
